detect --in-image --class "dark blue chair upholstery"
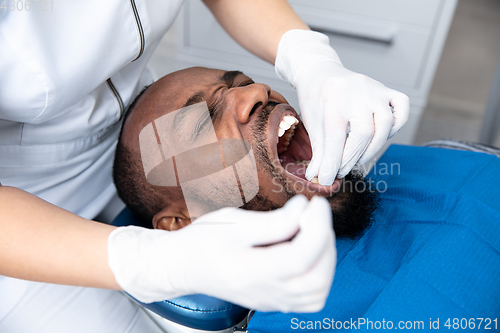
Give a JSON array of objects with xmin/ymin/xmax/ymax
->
[{"xmin": 112, "ymin": 208, "xmax": 249, "ymax": 331}]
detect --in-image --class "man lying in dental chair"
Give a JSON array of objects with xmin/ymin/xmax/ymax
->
[
  {"xmin": 113, "ymin": 67, "xmax": 500, "ymax": 331},
  {"xmin": 114, "ymin": 67, "xmax": 378, "ymax": 237}
]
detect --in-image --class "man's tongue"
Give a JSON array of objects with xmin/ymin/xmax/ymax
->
[{"xmin": 280, "ymin": 156, "xmax": 310, "ymax": 180}]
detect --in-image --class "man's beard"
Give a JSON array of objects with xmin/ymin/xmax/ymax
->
[{"xmin": 242, "ymin": 104, "xmax": 380, "ymax": 239}]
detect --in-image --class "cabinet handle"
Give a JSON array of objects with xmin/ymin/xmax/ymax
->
[{"xmin": 301, "ymin": 13, "xmax": 398, "ymax": 44}]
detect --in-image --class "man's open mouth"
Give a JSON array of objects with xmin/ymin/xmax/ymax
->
[{"xmin": 270, "ymin": 104, "xmax": 342, "ymax": 195}]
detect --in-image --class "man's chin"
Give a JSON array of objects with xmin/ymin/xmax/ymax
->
[
  {"xmin": 241, "ymin": 193, "xmax": 283, "ymax": 212},
  {"xmin": 242, "ymin": 171, "xmax": 380, "ymax": 238}
]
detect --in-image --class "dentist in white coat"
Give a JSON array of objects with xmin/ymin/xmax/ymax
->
[{"xmin": 0, "ymin": 1, "xmax": 409, "ymax": 332}]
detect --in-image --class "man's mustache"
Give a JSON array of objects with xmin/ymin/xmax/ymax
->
[{"xmin": 252, "ymin": 101, "xmax": 279, "ymax": 137}]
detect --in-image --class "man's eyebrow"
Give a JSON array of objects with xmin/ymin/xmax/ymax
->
[
  {"xmin": 183, "ymin": 92, "xmax": 206, "ymax": 108},
  {"xmin": 221, "ymin": 70, "xmax": 244, "ymax": 87}
]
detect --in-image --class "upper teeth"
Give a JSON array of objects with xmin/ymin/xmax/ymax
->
[
  {"xmin": 278, "ymin": 116, "xmax": 298, "ymax": 138},
  {"xmin": 277, "ymin": 115, "xmax": 299, "ymax": 154}
]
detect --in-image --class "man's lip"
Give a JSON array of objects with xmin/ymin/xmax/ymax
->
[
  {"xmin": 284, "ymin": 172, "xmax": 343, "ymax": 195},
  {"xmin": 267, "ymin": 104, "xmax": 343, "ymax": 196}
]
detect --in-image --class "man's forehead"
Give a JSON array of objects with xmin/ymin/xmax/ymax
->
[
  {"xmin": 161, "ymin": 67, "xmax": 237, "ymax": 89},
  {"xmin": 156, "ymin": 68, "xmax": 218, "ymax": 97},
  {"xmin": 124, "ymin": 71, "xmax": 210, "ymax": 126}
]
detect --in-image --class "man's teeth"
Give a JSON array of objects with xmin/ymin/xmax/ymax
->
[
  {"xmin": 277, "ymin": 115, "xmax": 299, "ymax": 154},
  {"xmin": 278, "ymin": 116, "xmax": 299, "ymax": 138},
  {"xmin": 283, "ymin": 115, "xmax": 299, "ymax": 126},
  {"xmin": 280, "ymin": 121, "xmax": 291, "ymax": 131}
]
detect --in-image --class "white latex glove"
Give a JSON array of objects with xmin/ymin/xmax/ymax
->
[
  {"xmin": 108, "ymin": 195, "xmax": 336, "ymax": 313},
  {"xmin": 275, "ymin": 29, "xmax": 410, "ymax": 184}
]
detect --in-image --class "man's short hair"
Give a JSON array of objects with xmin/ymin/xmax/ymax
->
[{"xmin": 113, "ymin": 84, "xmax": 160, "ymax": 228}]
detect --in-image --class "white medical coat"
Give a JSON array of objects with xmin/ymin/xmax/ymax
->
[
  {"xmin": 0, "ymin": 1, "xmax": 184, "ymax": 331},
  {"xmin": 0, "ymin": 0, "xmax": 183, "ymax": 218}
]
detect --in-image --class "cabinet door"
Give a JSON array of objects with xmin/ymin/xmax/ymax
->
[{"xmin": 289, "ymin": 0, "xmax": 443, "ymax": 27}]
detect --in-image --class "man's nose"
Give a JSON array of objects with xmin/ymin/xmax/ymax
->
[{"xmin": 225, "ymin": 83, "xmax": 271, "ymax": 124}]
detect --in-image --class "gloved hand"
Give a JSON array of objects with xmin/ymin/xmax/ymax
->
[
  {"xmin": 108, "ymin": 195, "xmax": 336, "ymax": 313},
  {"xmin": 275, "ymin": 29, "xmax": 410, "ymax": 185}
]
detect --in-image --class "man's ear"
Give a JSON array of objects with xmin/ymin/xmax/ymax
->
[{"xmin": 153, "ymin": 207, "xmax": 192, "ymax": 231}]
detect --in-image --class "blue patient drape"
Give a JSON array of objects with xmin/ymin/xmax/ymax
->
[{"xmin": 248, "ymin": 145, "xmax": 500, "ymax": 332}]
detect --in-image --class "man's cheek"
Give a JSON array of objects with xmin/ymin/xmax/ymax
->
[{"xmin": 271, "ymin": 176, "xmax": 284, "ymax": 194}]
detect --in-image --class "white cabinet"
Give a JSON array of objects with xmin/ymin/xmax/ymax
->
[
  {"xmin": 290, "ymin": 0, "xmax": 444, "ymax": 27},
  {"xmin": 175, "ymin": 0, "xmax": 458, "ymax": 145}
]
